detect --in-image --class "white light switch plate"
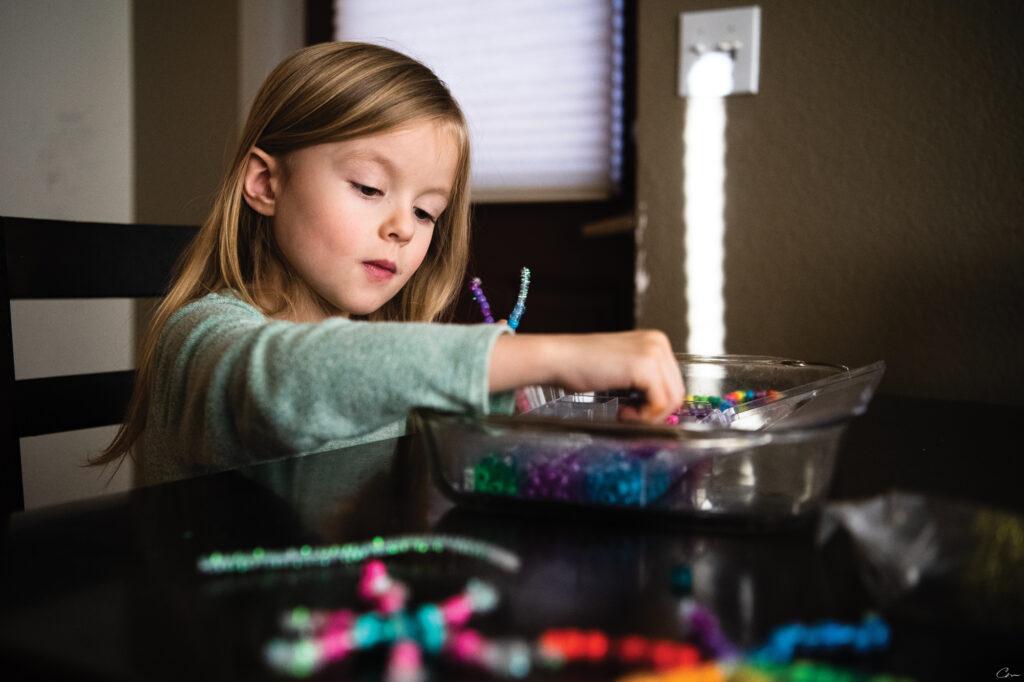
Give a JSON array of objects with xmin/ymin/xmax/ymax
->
[{"xmin": 679, "ymin": 6, "xmax": 761, "ymax": 97}]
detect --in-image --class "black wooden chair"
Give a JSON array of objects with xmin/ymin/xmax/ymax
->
[{"xmin": 1, "ymin": 217, "xmax": 197, "ymax": 515}]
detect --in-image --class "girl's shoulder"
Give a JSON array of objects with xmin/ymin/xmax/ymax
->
[{"xmin": 171, "ymin": 290, "xmax": 265, "ymax": 325}]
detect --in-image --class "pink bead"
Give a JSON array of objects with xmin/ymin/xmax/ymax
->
[
  {"xmin": 319, "ymin": 629, "xmax": 353, "ymax": 660},
  {"xmin": 378, "ymin": 584, "xmax": 408, "ymax": 614},
  {"xmin": 325, "ymin": 609, "xmax": 354, "ymax": 632},
  {"xmin": 363, "ymin": 559, "xmax": 387, "ymax": 580},
  {"xmin": 358, "ymin": 560, "xmax": 389, "ymax": 599},
  {"xmin": 447, "ymin": 629, "xmax": 484, "ymax": 662},
  {"xmin": 389, "ymin": 639, "xmax": 422, "ymax": 670},
  {"xmin": 441, "ymin": 594, "xmax": 473, "ymax": 626}
]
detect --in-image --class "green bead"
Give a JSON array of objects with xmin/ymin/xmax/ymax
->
[
  {"xmin": 289, "ymin": 607, "xmax": 311, "ymax": 630},
  {"xmin": 288, "ymin": 640, "xmax": 319, "ymax": 677}
]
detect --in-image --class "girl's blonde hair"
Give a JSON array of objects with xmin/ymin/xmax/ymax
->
[{"xmin": 94, "ymin": 42, "xmax": 472, "ymax": 465}]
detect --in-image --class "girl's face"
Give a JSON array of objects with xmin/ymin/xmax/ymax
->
[{"xmin": 263, "ymin": 120, "xmax": 459, "ymax": 320}]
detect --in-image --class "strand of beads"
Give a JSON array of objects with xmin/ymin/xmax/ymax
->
[
  {"xmin": 617, "ymin": 660, "xmax": 913, "ymax": 682},
  {"xmin": 467, "ymin": 266, "xmax": 531, "ymax": 329},
  {"xmin": 507, "ymin": 267, "xmax": 531, "ymax": 331},
  {"xmin": 537, "ymin": 628, "xmax": 702, "ymax": 671},
  {"xmin": 359, "ymin": 559, "xmax": 409, "ymax": 614},
  {"xmin": 445, "ymin": 628, "xmax": 533, "ymax": 678},
  {"xmin": 196, "ymin": 533, "xmax": 521, "ymax": 575},
  {"xmin": 729, "ymin": 660, "xmax": 914, "ymax": 682},
  {"xmin": 468, "ymin": 277, "xmax": 495, "ymax": 323},
  {"xmin": 747, "ymin": 613, "xmax": 890, "ymax": 665},
  {"xmin": 680, "ymin": 599, "xmax": 740, "ymax": 661},
  {"xmin": 668, "ymin": 390, "xmax": 781, "ymax": 424},
  {"xmin": 615, "ymin": 662, "xmax": 728, "ymax": 682},
  {"xmin": 264, "ymin": 560, "xmax": 531, "ymax": 679}
]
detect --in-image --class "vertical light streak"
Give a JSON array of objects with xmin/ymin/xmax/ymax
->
[{"xmin": 683, "ymin": 52, "xmax": 732, "ymax": 355}]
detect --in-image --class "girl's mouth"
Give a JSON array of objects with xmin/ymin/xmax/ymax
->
[{"xmin": 363, "ymin": 260, "xmax": 397, "ymax": 281}]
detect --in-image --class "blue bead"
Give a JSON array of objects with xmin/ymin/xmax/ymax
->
[
  {"xmin": 352, "ymin": 613, "xmax": 383, "ymax": 648},
  {"xmin": 415, "ymin": 604, "xmax": 446, "ymax": 653},
  {"xmin": 670, "ymin": 564, "xmax": 693, "ymax": 594},
  {"xmin": 864, "ymin": 616, "xmax": 890, "ymax": 646}
]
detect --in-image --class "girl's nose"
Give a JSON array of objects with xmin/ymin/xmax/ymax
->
[{"xmin": 382, "ymin": 207, "xmax": 415, "ymax": 243}]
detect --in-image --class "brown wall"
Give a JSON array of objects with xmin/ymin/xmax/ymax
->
[
  {"xmin": 636, "ymin": 0, "xmax": 1024, "ymax": 403},
  {"xmin": 133, "ymin": 1, "xmax": 240, "ymax": 225}
]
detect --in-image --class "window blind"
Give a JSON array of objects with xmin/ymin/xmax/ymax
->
[{"xmin": 333, "ymin": 0, "xmax": 624, "ymax": 202}]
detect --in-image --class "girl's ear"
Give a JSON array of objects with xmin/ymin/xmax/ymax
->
[{"xmin": 241, "ymin": 147, "xmax": 278, "ymax": 216}]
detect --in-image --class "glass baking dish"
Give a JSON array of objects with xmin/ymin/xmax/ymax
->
[{"xmin": 411, "ymin": 355, "xmax": 885, "ymax": 524}]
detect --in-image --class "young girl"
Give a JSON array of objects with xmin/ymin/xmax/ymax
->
[{"xmin": 94, "ymin": 42, "xmax": 683, "ymax": 485}]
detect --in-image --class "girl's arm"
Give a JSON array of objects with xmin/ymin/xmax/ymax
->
[{"xmin": 489, "ymin": 330, "xmax": 684, "ymax": 423}]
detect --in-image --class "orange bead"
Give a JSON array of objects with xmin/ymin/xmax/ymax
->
[
  {"xmin": 650, "ymin": 641, "xmax": 678, "ymax": 668},
  {"xmin": 585, "ymin": 631, "xmax": 610, "ymax": 660},
  {"xmin": 618, "ymin": 634, "xmax": 650, "ymax": 662}
]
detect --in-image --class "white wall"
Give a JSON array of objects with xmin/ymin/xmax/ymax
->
[{"xmin": 1, "ymin": 0, "xmax": 135, "ymax": 508}]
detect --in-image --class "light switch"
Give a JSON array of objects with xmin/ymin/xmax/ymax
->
[{"xmin": 678, "ymin": 6, "xmax": 761, "ymax": 97}]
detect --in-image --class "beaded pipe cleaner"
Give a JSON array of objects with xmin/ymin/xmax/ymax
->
[
  {"xmin": 746, "ymin": 612, "xmax": 890, "ymax": 665},
  {"xmin": 507, "ymin": 266, "xmax": 530, "ymax": 331},
  {"xmin": 264, "ymin": 559, "xmax": 533, "ymax": 679},
  {"xmin": 467, "ymin": 277, "xmax": 495, "ymax": 324},
  {"xmin": 197, "ymin": 534, "xmax": 521, "ymax": 575},
  {"xmin": 468, "ymin": 267, "xmax": 531, "ymax": 330}
]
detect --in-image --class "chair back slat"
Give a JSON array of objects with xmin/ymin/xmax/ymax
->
[
  {"xmin": 14, "ymin": 370, "xmax": 137, "ymax": 437},
  {"xmin": 4, "ymin": 217, "xmax": 196, "ymax": 299},
  {"xmin": 2, "ymin": 217, "xmax": 197, "ymax": 514}
]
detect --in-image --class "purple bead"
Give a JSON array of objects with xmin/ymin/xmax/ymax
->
[
  {"xmin": 522, "ymin": 451, "xmax": 583, "ymax": 501},
  {"xmin": 687, "ymin": 602, "xmax": 738, "ymax": 659}
]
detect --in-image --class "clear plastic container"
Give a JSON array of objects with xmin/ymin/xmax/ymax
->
[{"xmin": 411, "ymin": 355, "xmax": 885, "ymax": 523}]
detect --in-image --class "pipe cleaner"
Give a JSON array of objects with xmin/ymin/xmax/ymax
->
[
  {"xmin": 507, "ymin": 267, "xmax": 531, "ymax": 330},
  {"xmin": 196, "ymin": 534, "xmax": 521, "ymax": 575},
  {"xmin": 746, "ymin": 612, "xmax": 890, "ymax": 665},
  {"xmin": 467, "ymin": 267, "xmax": 531, "ymax": 329},
  {"xmin": 681, "ymin": 599, "xmax": 740, "ymax": 661},
  {"xmin": 468, "ymin": 277, "xmax": 495, "ymax": 324},
  {"xmin": 264, "ymin": 560, "xmax": 530, "ymax": 679}
]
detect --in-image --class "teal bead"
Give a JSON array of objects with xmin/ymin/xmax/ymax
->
[
  {"xmin": 670, "ymin": 564, "xmax": 693, "ymax": 594},
  {"xmin": 352, "ymin": 613, "xmax": 383, "ymax": 648},
  {"xmin": 415, "ymin": 604, "xmax": 446, "ymax": 653}
]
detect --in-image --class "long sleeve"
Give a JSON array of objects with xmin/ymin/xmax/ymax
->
[{"xmin": 137, "ymin": 292, "xmax": 511, "ymax": 485}]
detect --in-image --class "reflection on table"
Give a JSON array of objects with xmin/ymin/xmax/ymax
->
[{"xmin": 1, "ymin": 395, "xmax": 1021, "ymax": 681}]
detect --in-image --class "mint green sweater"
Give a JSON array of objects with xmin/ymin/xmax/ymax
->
[{"xmin": 136, "ymin": 291, "xmax": 512, "ymax": 486}]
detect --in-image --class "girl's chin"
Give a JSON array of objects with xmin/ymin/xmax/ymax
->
[{"xmin": 329, "ymin": 295, "xmax": 394, "ymax": 318}]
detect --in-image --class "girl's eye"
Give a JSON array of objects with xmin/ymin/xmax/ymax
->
[
  {"xmin": 352, "ymin": 182, "xmax": 382, "ymax": 197},
  {"xmin": 414, "ymin": 208, "xmax": 438, "ymax": 224}
]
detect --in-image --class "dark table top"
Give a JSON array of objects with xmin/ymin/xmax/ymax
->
[{"xmin": 1, "ymin": 394, "xmax": 1021, "ymax": 681}]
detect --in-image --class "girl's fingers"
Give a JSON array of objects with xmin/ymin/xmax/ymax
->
[
  {"xmin": 623, "ymin": 336, "xmax": 682, "ymax": 423},
  {"xmin": 643, "ymin": 342, "xmax": 683, "ymax": 423},
  {"xmin": 617, "ymin": 404, "xmax": 643, "ymax": 422}
]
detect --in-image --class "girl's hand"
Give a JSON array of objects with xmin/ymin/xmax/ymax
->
[{"xmin": 489, "ymin": 330, "xmax": 684, "ymax": 423}]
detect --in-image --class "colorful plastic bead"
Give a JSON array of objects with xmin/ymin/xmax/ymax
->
[
  {"xmin": 670, "ymin": 564, "xmax": 694, "ymax": 596},
  {"xmin": 748, "ymin": 613, "xmax": 890, "ymax": 664},
  {"xmin": 473, "ymin": 454, "xmax": 518, "ymax": 496},
  {"xmin": 522, "ymin": 451, "xmax": 584, "ymax": 501}
]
